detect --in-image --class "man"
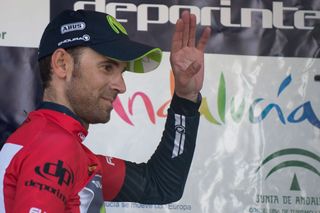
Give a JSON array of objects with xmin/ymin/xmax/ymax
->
[{"xmin": 0, "ymin": 9, "xmax": 210, "ymax": 212}]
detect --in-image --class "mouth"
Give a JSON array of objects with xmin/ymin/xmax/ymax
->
[{"xmin": 101, "ymin": 97, "xmax": 114, "ymax": 107}]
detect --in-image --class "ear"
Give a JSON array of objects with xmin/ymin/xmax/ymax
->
[{"xmin": 50, "ymin": 48, "xmax": 74, "ymax": 80}]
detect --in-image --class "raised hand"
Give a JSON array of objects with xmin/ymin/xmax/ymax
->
[{"xmin": 170, "ymin": 10, "xmax": 211, "ymax": 102}]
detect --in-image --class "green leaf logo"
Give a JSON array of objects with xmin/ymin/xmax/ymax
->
[
  {"xmin": 230, "ymin": 97, "xmax": 245, "ymax": 123},
  {"xmin": 217, "ymin": 73, "xmax": 226, "ymax": 123},
  {"xmin": 106, "ymin": 15, "xmax": 128, "ymax": 35},
  {"xmin": 199, "ymin": 72, "xmax": 227, "ymax": 125}
]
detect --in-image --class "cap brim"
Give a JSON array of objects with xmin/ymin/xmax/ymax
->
[{"xmin": 90, "ymin": 39, "xmax": 162, "ymax": 73}]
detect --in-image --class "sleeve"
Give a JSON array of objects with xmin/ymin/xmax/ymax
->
[{"xmin": 98, "ymin": 93, "xmax": 201, "ymax": 204}]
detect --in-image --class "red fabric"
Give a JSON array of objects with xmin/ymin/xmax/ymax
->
[
  {"xmin": 1, "ymin": 109, "xmax": 125, "ymax": 212},
  {"xmin": 96, "ymin": 155, "xmax": 126, "ymax": 200}
]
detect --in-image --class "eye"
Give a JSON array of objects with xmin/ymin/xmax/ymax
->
[{"xmin": 103, "ymin": 63, "xmax": 114, "ymax": 73}]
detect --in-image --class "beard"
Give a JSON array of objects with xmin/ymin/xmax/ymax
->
[{"xmin": 65, "ymin": 68, "xmax": 113, "ymax": 125}]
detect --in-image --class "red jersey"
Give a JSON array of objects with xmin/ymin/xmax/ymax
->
[
  {"xmin": 0, "ymin": 94, "xmax": 200, "ymax": 212},
  {"xmin": 1, "ymin": 107, "xmax": 126, "ymax": 212}
]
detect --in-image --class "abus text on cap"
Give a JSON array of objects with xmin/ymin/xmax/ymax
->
[{"xmin": 61, "ymin": 22, "xmax": 86, "ymax": 34}]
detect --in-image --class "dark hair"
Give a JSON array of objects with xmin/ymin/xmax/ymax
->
[{"xmin": 38, "ymin": 46, "xmax": 85, "ymax": 90}]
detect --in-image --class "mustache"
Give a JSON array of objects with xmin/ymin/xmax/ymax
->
[{"xmin": 101, "ymin": 93, "xmax": 118, "ymax": 103}]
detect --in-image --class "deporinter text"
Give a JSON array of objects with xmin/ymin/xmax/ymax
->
[
  {"xmin": 73, "ymin": 0, "xmax": 320, "ymax": 31},
  {"xmin": 0, "ymin": 32, "xmax": 6, "ymax": 39}
]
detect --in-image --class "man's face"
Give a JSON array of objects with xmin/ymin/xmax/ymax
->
[{"xmin": 65, "ymin": 47, "xmax": 127, "ymax": 125}]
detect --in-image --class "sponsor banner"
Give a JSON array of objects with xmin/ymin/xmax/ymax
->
[
  {"xmin": 2, "ymin": 0, "xmax": 320, "ymax": 57},
  {"xmin": 50, "ymin": 0, "xmax": 320, "ymax": 57}
]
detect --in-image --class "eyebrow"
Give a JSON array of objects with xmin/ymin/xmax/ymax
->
[{"xmin": 98, "ymin": 58, "xmax": 127, "ymax": 72}]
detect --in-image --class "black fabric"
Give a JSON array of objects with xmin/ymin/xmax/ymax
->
[
  {"xmin": 0, "ymin": 47, "xmax": 42, "ymax": 149},
  {"xmin": 113, "ymin": 108, "xmax": 199, "ymax": 203},
  {"xmin": 38, "ymin": 101, "xmax": 83, "ymax": 124},
  {"xmin": 170, "ymin": 93, "xmax": 201, "ymax": 116}
]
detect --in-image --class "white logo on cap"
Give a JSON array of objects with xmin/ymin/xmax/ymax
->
[
  {"xmin": 61, "ymin": 22, "xmax": 86, "ymax": 34},
  {"xmin": 58, "ymin": 34, "xmax": 90, "ymax": 46},
  {"xmin": 82, "ymin": 34, "xmax": 90, "ymax": 41}
]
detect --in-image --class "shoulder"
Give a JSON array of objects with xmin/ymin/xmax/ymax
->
[{"xmin": 6, "ymin": 110, "xmax": 84, "ymax": 169}]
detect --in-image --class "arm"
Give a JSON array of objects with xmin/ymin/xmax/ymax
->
[
  {"xmin": 98, "ymin": 93, "xmax": 201, "ymax": 204},
  {"xmin": 98, "ymin": 11, "xmax": 210, "ymax": 204}
]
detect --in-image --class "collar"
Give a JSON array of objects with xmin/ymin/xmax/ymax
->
[
  {"xmin": 36, "ymin": 101, "xmax": 88, "ymax": 142},
  {"xmin": 38, "ymin": 101, "xmax": 82, "ymax": 123}
]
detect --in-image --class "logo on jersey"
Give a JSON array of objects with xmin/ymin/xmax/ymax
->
[
  {"xmin": 25, "ymin": 179, "xmax": 67, "ymax": 204},
  {"xmin": 35, "ymin": 160, "xmax": 74, "ymax": 186},
  {"xmin": 29, "ymin": 207, "xmax": 47, "ymax": 213},
  {"xmin": 175, "ymin": 125, "xmax": 185, "ymax": 134},
  {"xmin": 106, "ymin": 156, "xmax": 115, "ymax": 166}
]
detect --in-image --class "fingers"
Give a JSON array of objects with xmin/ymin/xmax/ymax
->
[
  {"xmin": 171, "ymin": 19, "xmax": 184, "ymax": 53},
  {"xmin": 172, "ymin": 10, "xmax": 211, "ymax": 52},
  {"xmin": 181, "ymin": 11, "xmax": 197, "ymax": 47},
  {"xmin": 188, "ymin": 14, "xmax": 196, "ymax": 47},
  {"xmin": 182, "ymin": 11, "xmax": 190, "ymax": 47},
  {"xmin": 173, "ymin": 10, "xmax": 196, "ymax": 49},
  {"xmin": 197, "ymin": 27, "xmax": 211, "ymax": 51}
]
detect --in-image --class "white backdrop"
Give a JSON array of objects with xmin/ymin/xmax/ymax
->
[{"xmin": 86, "ymin": 53, "xmax": 320, "ymax": 213}]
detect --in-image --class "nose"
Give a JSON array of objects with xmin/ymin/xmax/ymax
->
[{"xmin": 112, "ymin": 73, "xmax": 126, "ymax": 94}]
